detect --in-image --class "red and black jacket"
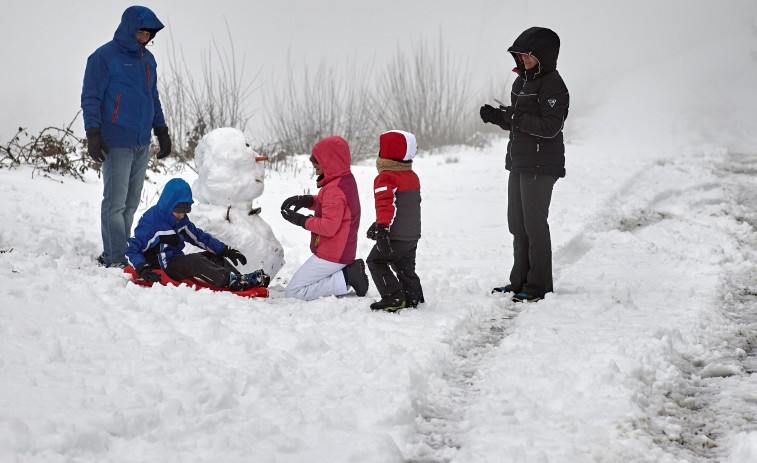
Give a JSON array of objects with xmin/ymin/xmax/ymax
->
[{"xmin": 374, "ymin": 169, "xmax": 421, "ymax": 241}]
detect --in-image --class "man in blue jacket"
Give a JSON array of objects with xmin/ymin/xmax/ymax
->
[
  {"xmin": 126, "ymin": 178, "xmax": 270, "ymax": 291},
  {"xmin": 82, "ymin": 6, "xmax": 172, "ymax": 268}
]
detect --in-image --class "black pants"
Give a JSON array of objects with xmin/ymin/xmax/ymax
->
[
  {"xmin": 165, "ymin": 252, "xmax": 239, "ymax": 288},
  {"xmin": 507, "ymin": 172, "xmax": 557, "ymax": 297},
  {"xmin": 367, "ymin": 240, "xmax": 424, "ymax": 306}
]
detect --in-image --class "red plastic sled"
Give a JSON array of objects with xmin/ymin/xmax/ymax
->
[{"xmin": 124, "ymin": 266, "xmax": 269, "ymax": 298}]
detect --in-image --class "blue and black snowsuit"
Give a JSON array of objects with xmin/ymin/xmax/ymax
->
[
  {"xmin": 81, "ymin": 6, "xmax": 167, "ymax": 146},
  {"xmin": 126, "ymin": 179, "xmax": 237, "ymax": 287}
]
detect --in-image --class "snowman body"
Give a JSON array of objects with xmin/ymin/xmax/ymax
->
[{"xmin": 189, "ymin": 127, "xmax": 285, "ymax": 278}]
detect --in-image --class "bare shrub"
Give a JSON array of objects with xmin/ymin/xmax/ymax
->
[
  {"xmin": 159, "ymin": 20, "xmax": 260, "ymax": 168},
  {"xmin": 264, "ymin": 55, "xmax": 375, "ymax": 158},
  {"xmin": 263, "ymin": 35, "xmax": 488, "ymax": 159},
  {"xmin": 0, "ymin": 111, "xmax": 98, "ymax": 180},
  {"xmin": 374, "ymin": 35, "xmax": 478, "ymax": 150}
]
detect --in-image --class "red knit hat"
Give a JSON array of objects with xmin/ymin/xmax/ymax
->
[{"xmin": 379, "ymin": 130, "xmax": 417, "ymax": 161}]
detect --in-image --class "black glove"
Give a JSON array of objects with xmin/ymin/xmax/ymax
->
[
  {"xmin": 375, "ymin": 224, "xmax": 392, "ymax": 256},
  {"xmin": 86, "ymin": 128, "xmax": 109, "ymax": 162},
  {"xmin": 480, "ymin": 104, "xmax": 518, "ymax": 129},
  {"xmin": 136, "ymin": 263, "xmax": 161, "ymax": 283},
  {"xmin": 479, "ymin": 104, "xmax": 502, "ymax": 125},
  {"xmin": 222, "ymin": 246, "xmax": 247, "ymax": 266},
  {"xmin": 501, "ymin": 105, "xmax": 517, "ymax": 123},
  {"xmin": 281, "ymin": 195, "xmax": 314, "ymax": 211},
  {"xmin": 366, "ymin": 222, "xmax": 378, "ymax": 240},
  {"xmin": 154, "ymin": 126, "xmax": 172, "ymax": 159},
  {"xmin": 281, "ymin": 208, "xmax": 309, "ymax": 228}
]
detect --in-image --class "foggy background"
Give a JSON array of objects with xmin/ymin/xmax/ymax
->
[{"xmin": 1, "ymin": 0, "xmax": 755, "ymax": 147}]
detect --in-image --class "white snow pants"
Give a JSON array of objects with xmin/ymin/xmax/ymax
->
[{"xmin": 285, "ymin": 254, "xmax": 349, "ymax": 301}]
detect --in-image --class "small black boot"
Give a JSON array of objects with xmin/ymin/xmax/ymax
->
[
  {"xmin": 343, "ymin": 259, "xmax": 369, "ymax": 296},
  {"xmin": 370, "ymin": 290, "xmax": 406, "ymax": 312}
]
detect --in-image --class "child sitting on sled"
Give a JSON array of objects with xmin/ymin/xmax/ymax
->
[{"xmin": 126, "ymin": 178, "xmax": 270, "ymax": 290}]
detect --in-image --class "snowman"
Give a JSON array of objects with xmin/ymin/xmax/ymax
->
[{"xmin": 188, "ymin": 127, "xmax": 285, "ymax": 279}]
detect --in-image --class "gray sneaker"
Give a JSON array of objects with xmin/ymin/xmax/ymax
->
[{"xmin": 512, "ymin": 292, "xmax": 542, "ymax": 303}]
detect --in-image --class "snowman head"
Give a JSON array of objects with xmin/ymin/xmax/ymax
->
[{"xmin": 193, "ymin": 128, "xmax": 266, "ymax": 207}]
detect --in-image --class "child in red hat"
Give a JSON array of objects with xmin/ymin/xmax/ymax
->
[{"xmin": 366, "ymin": 130, "xmax": 424, "ymax": 312}]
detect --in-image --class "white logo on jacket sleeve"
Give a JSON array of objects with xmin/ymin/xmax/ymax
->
[{"xmin": 548, "ymin": 99, "xmax": 557, "ymax": 107}]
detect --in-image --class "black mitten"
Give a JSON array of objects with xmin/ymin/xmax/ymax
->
[
  {"xmin": 154, "ymin": 126, "xmax": 172, "ymax": 159},
  {"xmin": 366, "ymin": 222, "xmax": 378, "ymax": 240},
  {"xmin": 222, "ymin": 246, "xmax": 247, "ymax": 266},
  {"xmin": 86, "ymin": 128, "xmax": 109, "ymax": 162},
  {"xmin": 281, "ymin": 208, "xmax": 309, "ymax": 228},
  {"xmin": 375, "ymin": 224, "xmax": 392, "ymax": 256}
]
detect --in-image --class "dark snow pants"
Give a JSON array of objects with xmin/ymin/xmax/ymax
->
[
  {"xmin": 367, "ymin": 239, "xmax": 425, "ymax": 307},
  {"xmin": 165, "ymin": 252, "xmax": 239, "ymax": 288},
  {"xmin": 507, "ymin": 172, "xmax": 557, "ymax": 297}
]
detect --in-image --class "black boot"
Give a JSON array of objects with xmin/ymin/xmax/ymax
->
[
  {"xmin": 342, "ymin": 259, "xmax": 369, "ymax": 296},
  {"xmin": 404, "ymin": 289, "xmax": 424, "ymax": 308},
  {"xmin": 370, "ymin": 290, "xmax": 406, "ymax": 312}
]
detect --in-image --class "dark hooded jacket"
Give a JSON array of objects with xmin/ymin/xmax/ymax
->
[
  {"xmin": 303, "ymin": 136, "xmax": 361, "ymax": 264},
  {"xmin": 126, "ymin": 178, "xmax": 226, "ymax": 270},
  {"xmin": 81, "ymin": 6, "xmax": 167, "ymax": 146},
  {"xmin": 504, "ymin": 27, "xmax": 570, "ymax": 177}
]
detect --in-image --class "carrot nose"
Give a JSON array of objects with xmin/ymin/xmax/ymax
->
[{"xmin": 255, "ymin": 156, "xmax": 268, "ymax": 162}]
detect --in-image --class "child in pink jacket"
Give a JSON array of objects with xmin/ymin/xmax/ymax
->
[{"xmin": 280, "ymin": 136, "xmax": 369, "ymax": 300}]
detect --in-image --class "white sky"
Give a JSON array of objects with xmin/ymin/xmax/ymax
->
[{"xmin": 1, "ymin": 0, "xmax": 755, "ymax": 141}]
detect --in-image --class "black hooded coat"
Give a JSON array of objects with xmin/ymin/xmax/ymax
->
[{"xmin": 504, "ymin": 27, "xmax": 570, "ymax": 177}]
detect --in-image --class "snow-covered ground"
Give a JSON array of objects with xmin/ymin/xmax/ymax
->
[
  {"xmin": 2, "ymin": 23, "xmax": 757, "ymax": 463},
  {"xmin": 2, "ymin": 139, "xmax": 757, "ymax": 462}
]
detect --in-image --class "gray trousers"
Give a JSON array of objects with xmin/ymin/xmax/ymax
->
[{"xmin": 507, "ymin": 172, "xmax": 557, "ymax": 297}]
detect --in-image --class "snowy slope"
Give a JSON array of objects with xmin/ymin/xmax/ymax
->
[{"xmin": 2, "ymin": 24, "xmax": 757, "ymax": 463}]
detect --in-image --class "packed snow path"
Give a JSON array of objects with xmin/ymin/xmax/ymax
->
[
  {"xmin": 400, "ymin": 147, "xmax": 757, "ymax": 463},
  {"xmin": 2, "ymin": 142, "xmax": 757, "ymax": 462}
]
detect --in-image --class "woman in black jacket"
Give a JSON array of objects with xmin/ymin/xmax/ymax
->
[{"xmin": 480, "ymin": 27, "xmax": 570, "ymax": 302}]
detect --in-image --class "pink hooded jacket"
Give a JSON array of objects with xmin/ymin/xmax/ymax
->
[{"xmin": 304, "ymin": 136, "xmax": 361, "ymax": 264}]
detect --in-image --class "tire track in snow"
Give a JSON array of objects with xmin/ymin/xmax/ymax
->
[
  {"xmin": 403, "ymin": 151, "xmax": 757, "ymax": 462},
  {"xmin": 402, "ymin": 157, "xmax": 686, "ymax": 462},
  {"xmin": 403, "ymin": 301, "xmax": 521, "ymax": 463},
  {"xmin": 605, "ymin": 151, "xmax": 757, "ymax": 462}
]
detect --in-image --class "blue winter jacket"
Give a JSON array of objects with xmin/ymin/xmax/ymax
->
[
  {"xmin": 126, "ymin": 179, "xmax": 227, "ymax": 270},
  {"xmin": 81, "ymin": 6, "xmax": 167, "ymax": 146}
]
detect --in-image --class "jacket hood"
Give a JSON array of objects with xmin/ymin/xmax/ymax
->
[
  {"xmin": 312, "ymin": 136, "xmax": 352, "ymax": 187},
  {"xmin": 157, "ymin": 178, "xmax": 194, "ymax": 220},
  {"xmin": 113, "ymin": 6, "xmax": 164, "ymax": 52},
  {"xmin": 508, "ymin": 27, "xmax": 560, "ymax": 79}
]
